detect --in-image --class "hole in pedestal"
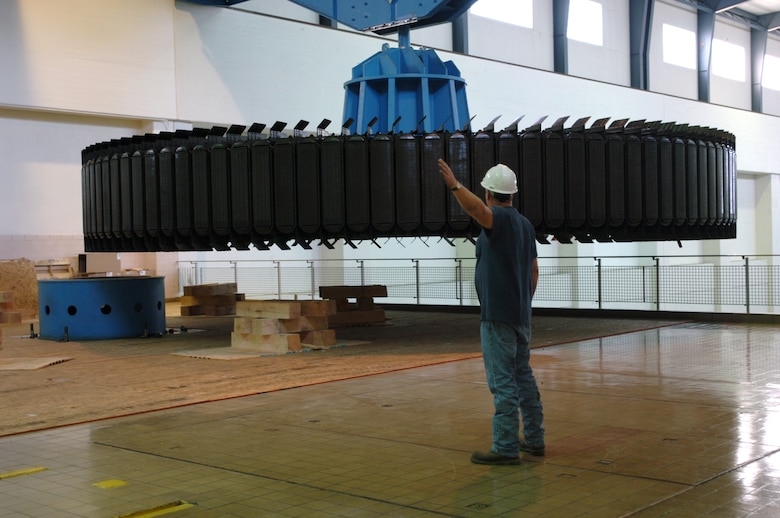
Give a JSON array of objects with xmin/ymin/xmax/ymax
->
[
  {"xmin": 45, "ymin": 305, "xmax": 51, "ymax": 315},
  {"xmin": 157, "ymin": 301, "xmax": 162, "ymax": 311},
  {"xmin": 67, "ymin": 305, "xmax": 78, "ymax": 316},
  {"xmin": 100, "ymin": 304, "xmax": 112, "ymax": 315}
]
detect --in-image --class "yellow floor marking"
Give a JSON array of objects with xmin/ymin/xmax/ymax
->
[
  {"xmin": 93, "ymin": 479, "xmax": 128, "ymax": 489},
  {"xmin": 0, "ymin": 467, "xmax": 48, "ymax": 479},
  {"xmin": 114, "ymin": 500, "xmax": 194, "ymax": 518}
]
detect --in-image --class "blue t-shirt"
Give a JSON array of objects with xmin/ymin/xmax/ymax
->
[{"xmin": 474, "ymin": 206, "xmax": 537, "ymax": 325}]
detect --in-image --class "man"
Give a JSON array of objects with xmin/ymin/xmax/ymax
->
[{"xmin": 437, "ymin": 158, "xmax": 545, "ymax": 465}]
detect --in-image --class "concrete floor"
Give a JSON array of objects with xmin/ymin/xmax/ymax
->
[{"xmin": 0, "ymin": 311, "xmax": 779, "ymax": 517}]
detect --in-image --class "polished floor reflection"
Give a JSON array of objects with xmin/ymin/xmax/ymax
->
[{"xmin": 1, "ymin": 320, "xmax": 779, "ymax": 517}]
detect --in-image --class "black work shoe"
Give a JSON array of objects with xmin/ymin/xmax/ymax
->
[
  {"xmin": 471, "ymin": 450, "xmax": 521, "ymax": 465},
  {"xmin": 519, "ymin": 441, "xmax": 545, "ymax": 456}
]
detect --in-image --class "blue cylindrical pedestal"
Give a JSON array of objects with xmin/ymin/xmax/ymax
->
[{"xmin": 38, "ymin": 277, "xmax": 166, "ymax": 340}]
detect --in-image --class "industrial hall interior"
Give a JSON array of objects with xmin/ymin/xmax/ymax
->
[{"xmin": 2, "ymin": 0, "xmax": 780, "ymax": 516}]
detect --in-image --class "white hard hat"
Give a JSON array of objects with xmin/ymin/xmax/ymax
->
[{"xmin": 480, "ymin": 164, "xmax": 518, "ymax": 194}]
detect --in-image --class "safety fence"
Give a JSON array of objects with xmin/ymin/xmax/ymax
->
[{"xmin": 178, "ymin": 255, "xmax": 780, "ymax": 315}]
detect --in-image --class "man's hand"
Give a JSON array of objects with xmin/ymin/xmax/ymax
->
[
  {"xmin": 438, "ymin": 159, "xmax": 458, "ymax": 190},
  {"xmin": 437, "ymin": 158, "xmax": 494, "ymax": 229}
]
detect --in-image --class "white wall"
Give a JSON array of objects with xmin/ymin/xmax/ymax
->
[
  {"xmin": 0, "ymin": 0, "xmax": 177, "ymax": 118},
  {"xmin": 648, "ymin": 1, "xmax": 699, "ymax": 100},
  {"xmin": 1, "ymin": 0, "xmax": 779, "ymax": 285},
  {"xmin": 0, "ymin": 107, "xmax": 145, "ymax": 261},
  {"xmin": 764, "ymin": 38, "xmax": 780, "ymax": 115},
  {"xmin": 467, "ymin": 7, "xmax": 554, "ymax": 70},
  {"xmin": 173, "ymin": 4, "xmax": 371, "ymax": 129},
  {"xmin": 568, "ymin": 0, "xmax": 631, "ymax": 86},
  {"xmin": 710, "ymin": 17, "xmax": 753, "ymax": 111},
  {"xmin": 0, "ymin": 109, "xmax": 148, "ymax": 235}
]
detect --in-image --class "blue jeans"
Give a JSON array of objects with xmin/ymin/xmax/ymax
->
[{"xmin": 480, "ymin": 320, "xmax": 545, "ymax": 457}]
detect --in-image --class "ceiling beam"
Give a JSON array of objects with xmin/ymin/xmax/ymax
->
[
  {"xmin": 553, "ymin": 0, "xmax": 570, "ymax": 74},
  {"xmin": 453, "ymin": 13, "xmax": 468, "ymax": 54},
  {"xmin": 673, "ymin": 1, "xmax": 768, "ymax": 32},
  {"xmin": 751, "ymin": 27, "xmax": 768, "ymax": 112},
  {"xmin": 759, "ymin": 12, "xmax": 780, "ymax": 31},
  {"xmin": 697, "ymin": 8, "xmax": 715, "ymax": 102},
  {"xmin": 707, "ymin": 1, "xmax": 747, "ymax": 14},
  {"xmin": 629, "ymin": 0, "xmax": 654, "ymax": 90}
]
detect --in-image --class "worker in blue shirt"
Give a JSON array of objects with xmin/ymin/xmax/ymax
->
[{"xmin": 437, "ymin": 158, "xmax": 545, "ymax": 465}]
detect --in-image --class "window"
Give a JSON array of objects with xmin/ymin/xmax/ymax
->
[
  {"xmin": 712, "ymin": 39, "xmax": 745, "ymax": 81},
  {"xmin": 469, "ymin": 0, "xmax": 533, "ymax": 28},
  {"xmin": 762, "ymin": 54, "xmax": 780, "ymax": 91},
  {"xmin": 567, "ymin": 0, "xmax": 603, "ymax": 46},
  {"xmin": 662, "ymin": 24, "xmax": 696, "ymax": 69}
]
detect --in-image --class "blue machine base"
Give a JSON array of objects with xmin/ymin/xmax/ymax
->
[{"xmin": 38, "ymin": 277, "xmax": 167, "ymax": 341}]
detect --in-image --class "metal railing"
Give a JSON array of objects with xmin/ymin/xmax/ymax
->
[{"xmin": 177, "ymin": 255, "xmax": 780, "ymax": 315}]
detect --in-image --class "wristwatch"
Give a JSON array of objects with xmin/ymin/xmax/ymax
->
[{"xmin": 451, "ymin": 182, "xmax": 462, "ymax": 192}]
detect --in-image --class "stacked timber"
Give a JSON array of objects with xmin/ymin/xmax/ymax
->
[
  {"xmin": 180, "ymin": 283, "xmax": 244, "ymax": 316},
  {"xmin": 232, "ymin": 299, "xmax": 337, "ymax": 355},
  {"xmin": 319, "ymin": 285, "xmax": 387, "ymax": 326},
  {"xmin": 0, "ymin": 291, "xmax": 22, "ymax": 324}
]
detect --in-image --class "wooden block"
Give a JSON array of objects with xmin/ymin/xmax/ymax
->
[
  {"xmin": 300, "ymin": 329, "xmax": 337, "ymax": 348},
  {"xmin": 334, "ymin": 298, "xmax": 352, "ymax": 311},
  {"xmin": 183, "ymin": 283, "xmax": 238, "ymax": 297},
  {"xmin": 0, "ymin": 301, "xmax": 15, "ymax": 311},
  {"xmin": 179, "ymin": 295, "xmax": 199, "ymax": 307},
  {"xmin": 233, "ymin": 317, "xmax": 253, "ymax": 334},
  {"xmin": 233, "ymin": 316, "xmax": 327, "ymax": 335},
  {"xmin": 180, "ymin": 305, "xmax": 205, "ymax": 316},
  {"xmin": 300, "ymin": 299, "xmax": 337, "ymax": 317},
  {"xmin": 319, "ymin": 285, "xmax": 388, "ymax": 299},
  {"xmin": 328, "ymin": 308, "xmax": 386, "ymax": 327},
  {"xmin": 1, "ymin": 328, "xmax": 3, "ymax": 346},
  {"xmin": 236, "ymin": 300, "xmax": 301, "ymax": 319},
  {"xmin": 203, "ymin": 304, "xmax": 236, "ymax": 316},
  {"xmin": 356, "ymin": 297, "xmax": 375, "ymax": 310},
  {"xmin": 233, "ymin": 317, "xmax": 280, "ymax": 335},
  {"xmin": 209, "ymin": 295, "xmax": 238, "ymax": 307},
  {"xmin": 180, "ymin": 294, "xmax": 237, "ymax": 307},
  {"xmin": 278, "ymin": 316, "xmax": 329, "ymax": 333},
  {"xmin": 0, "ymin": 311, "xmax": 22, "ymax": 323},
  {"xmin": 231, "ymin": 332, "xmax": 302, "ymax": 354},
  {"xmin": 0, "ymin": 291, "xmax": 13, "ymax": 302}
]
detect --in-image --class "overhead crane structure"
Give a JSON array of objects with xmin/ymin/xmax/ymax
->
[{"xmin": 80, "ymin": 0, "xmax": 738, "ymax": 253}]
